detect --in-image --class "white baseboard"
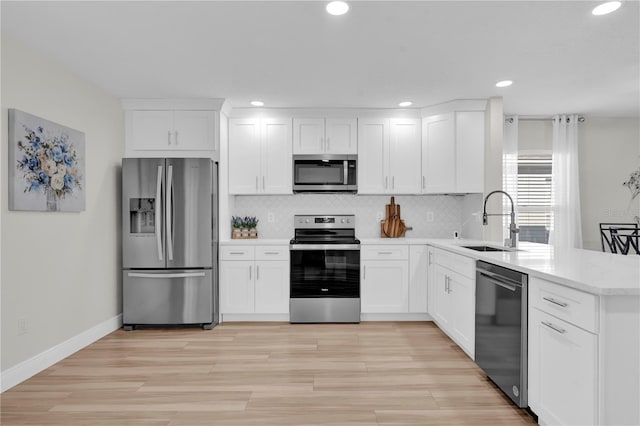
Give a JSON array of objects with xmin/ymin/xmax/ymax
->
[
  {"xmin": 1, "ymin": 313, "xmax": 122, "ymax": 392},
  {"xmin": 221, "ymin": 313, "xmax": 290, "ymax": 322}
]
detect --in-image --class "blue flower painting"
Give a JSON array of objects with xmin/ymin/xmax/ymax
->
[{"xmin": 9, "ymin": 109, "xmax": 85, "ymax": 212}]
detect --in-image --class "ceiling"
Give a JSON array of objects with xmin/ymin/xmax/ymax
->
[{"xmin": 2, "ymin": 1, "xmax": 639, "ymax": 117}]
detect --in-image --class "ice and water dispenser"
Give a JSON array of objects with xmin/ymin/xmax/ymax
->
[{"xmin": 129, "ymin": 198, "xmax": 156, "ymax": 234}]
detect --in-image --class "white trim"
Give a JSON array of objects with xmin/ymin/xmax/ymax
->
[
  {"xmin": 420, "ymin": 99, "xmax": 488, "ymax": 116},
  {"xmin": 121, "ymin": 98, "xmax": 225, "ymax": 110},
  {"xmin": 1, "ymin": 314, "xmax": 122, "ymax": 392}
]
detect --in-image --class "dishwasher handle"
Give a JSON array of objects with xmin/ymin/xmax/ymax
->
[
  {"xmin": 477, "ymin": 267, "xmax": 522, "ymax": 287},
  {"xmin": 479, "ymin": 271, "xmax": 519, "ymax": 292}
]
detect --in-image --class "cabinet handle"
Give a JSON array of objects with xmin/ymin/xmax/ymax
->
[
  {"xmin": 428, "ymin": 252, "xmax": 433, "ymax": 265},
  {"xmin": 363, "ymin": 265, "xmax": 366, "ymax": 279},
  {"xmin": 378, "ymin": 251, "xmax": 393, "ymax": 255},
  {"xmin": 541, "ymin": 321, "xmax": 566, "ymax": 334},
  {"xmin": 444, "ymin": 276, "xmax": 449, "ymax": 293},
  {"xmin": 174, "ymin": 130, "xmax": 178, "ymax": 145},
  {"xmin": 167, "ymin": 130, "xmax": 171, "ymax": 145},
  {"xmin": 392, "ymin": 176, "xmax": 395, "ymax": 189},
  {"xmin": 422, "ymin": 176, "xmax": 426, "ymax": 189},
  {"xmin": 263, "ymin": 251, "xmax": 280, "ymax": 255},
  {"xmin": 385, "ymin": 176, "xmax": 388, "ymax": 189},
  {"xmin": 255, "ymin": 176, "xmax": 259, "ymax": 190},
  {"xmin": 262, "ymin": 176, "xmax": 265, "ymax": 191},
  {"xmin": 257, "ymin": 265, "xmax": 260, "ymax": 281},
  {"xmin": 543, "ymin": 296, "xmax": 568, "ymax": 308}
]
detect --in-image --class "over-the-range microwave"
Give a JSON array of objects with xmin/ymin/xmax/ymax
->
[{"xmin": 292, "ymin": 154, "xmax": 357, "ymax": 193}]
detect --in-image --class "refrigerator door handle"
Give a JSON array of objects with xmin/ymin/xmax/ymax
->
[
  {"xmin": 155, "ymin": 165, "xmax": 163, "ymax": 261},
  {"xmin": 127, "ymin": 272, "xmax": 206, "ymax": 279},
  {"xmin": 166, "ymin": 164, "xmax": 174, "ymax": 261}
]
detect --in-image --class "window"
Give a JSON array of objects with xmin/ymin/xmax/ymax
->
[{"xmin": 517, "ymin": 154, "xmax": 552, "ymax": 244}]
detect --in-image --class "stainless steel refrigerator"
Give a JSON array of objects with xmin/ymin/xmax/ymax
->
[{"xmin": 122, "ymin": 158, "xmax": 218, "ymax": 330}]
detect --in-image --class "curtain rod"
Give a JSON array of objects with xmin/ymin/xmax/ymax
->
[{"xmin": 505, "ymin": 116, "xmax": 586, "ymax": 123}]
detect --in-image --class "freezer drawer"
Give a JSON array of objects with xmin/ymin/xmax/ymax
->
[{"xmin": 123, "ymin": 269, "xmax": 213, "ymax": 326}]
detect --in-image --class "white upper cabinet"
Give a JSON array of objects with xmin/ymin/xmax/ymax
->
[
  {"xmin": 293, "ymin": 118, "xmax": 357, "ymax": 154},
  {"xmin": 123, "ymin": 99, "xmax": 220, "ymax": 158},
  {"xmin": 357, "ymin": 118, "xmax": 421, "ymax": 194},
  {"xmin": 228, "ymin": 118, "xmax": 292, "ymax": 195},
  {"xmin": 422, "ymin": 110, "xmax": 484, "ymax": 194}
]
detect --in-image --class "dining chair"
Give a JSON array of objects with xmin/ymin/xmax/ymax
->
[{"xmin": 599, "ymin": 223, "xmax": 640, "ymax": 255}]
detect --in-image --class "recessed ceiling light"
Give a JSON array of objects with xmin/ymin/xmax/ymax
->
[
  {"xmin": 398, "ymin": 101, "xmax": 413, "ymax": 107},
  {"xmin": 592, "ymin": 1, "xmax": 622, "ymax": 15},
  {"xmin": 250, "ymin": 101, "xmax": 264, "ymax": 107},
  {"xmin": 496, "ymin": 80, "xmax": 513, "ymax": 88},
  {"xmin": 326, "ymin": 1, "xmax": 349, "ymax": 16}
]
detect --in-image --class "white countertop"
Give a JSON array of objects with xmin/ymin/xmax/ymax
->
[
  {"xmin": 426, "ymin": 239, "xmax": 640, "ymax": 296},
  {"xmin": 220, "ymin": 239, "xmax": 291, "ymax": 245}
]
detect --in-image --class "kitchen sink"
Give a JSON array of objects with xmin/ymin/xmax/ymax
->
[{"xmin": 462, "ymin": 245, "xmax": 511, "ymax": 252}]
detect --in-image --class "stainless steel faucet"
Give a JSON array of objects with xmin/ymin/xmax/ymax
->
[{"xmin": 483, "ymin": 190, "xmax": 519, "ymax": 248}]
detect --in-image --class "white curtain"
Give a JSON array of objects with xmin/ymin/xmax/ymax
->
[
  {"xmin": 549, "ymin": 115, "xmax": 583, "ymax": 249},
  {"xmin": 503, "ymin": 116, "xmax": 519, "ymax": 243}
]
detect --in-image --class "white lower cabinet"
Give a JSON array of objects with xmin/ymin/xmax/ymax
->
[
  {"xmin": 427, "ymin": 246, "xmax": 475, "ymax": 358},
  {"xmin": 528, "ymin": 276, "xmax": 640, "ymax": 426},
  {"xmin": 219, "ymin": 245, "xmax": 289, "ymax": 318},
  {"xmin": 361, "ymin": 260, "xmax": 409, "ymax": 313},
  {"xmin": 529, "ymin": 308, "xmax": 597, "ymax": 426}
]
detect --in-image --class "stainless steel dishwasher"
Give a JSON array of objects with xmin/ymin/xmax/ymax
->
[{"xmin": 475, "ymin": 260, "xmax": 528, "ymax": 408}]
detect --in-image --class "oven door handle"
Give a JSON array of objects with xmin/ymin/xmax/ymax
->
[{"xmin": 290, "ymin": 244, "xmax": 361, "ymax": 251}]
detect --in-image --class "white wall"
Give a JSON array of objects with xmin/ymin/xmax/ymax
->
[
  {"xmin": 579, "ymin": 117, "xmax": 640, "ymax": 250},
  {"xmin": 1, "ymin": 34, "xmax": 124, "ymax": 378},
  {"xmin": 484, "ymin": 97, "xmax": 504, "ymax": 243}
]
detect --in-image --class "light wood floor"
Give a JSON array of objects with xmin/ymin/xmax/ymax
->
[{"xmin": 1, "ymin": 322, "xmax": 536, "ymax": 425}]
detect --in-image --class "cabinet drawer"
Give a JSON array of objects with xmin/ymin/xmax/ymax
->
[
  {"xmin": 530, "ymin": 276, "xmax": 598, "ymax": 333},
  {"xmin": 431, "ymin": 247, "xmax": 475, "ymax": 279},
  {"xmin": 361, "ymin": 245, "xmax": 409, "ymax": 260},
  {"xmin": 255, "ymin": 245, "xmax": 289, "ymax": 261},
  {"xmin": 220, "ymin": 245, "xmax": 255, "ymax": 260}
]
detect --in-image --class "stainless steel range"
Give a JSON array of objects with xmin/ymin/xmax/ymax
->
[{"xmin": 289, "ymin": 215, "xmax": 360, "ymax": 323}]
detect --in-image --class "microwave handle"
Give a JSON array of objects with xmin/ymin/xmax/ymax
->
[{"xmin": 344, "ymin": 160, "xmax": 348, "ymax": 185}]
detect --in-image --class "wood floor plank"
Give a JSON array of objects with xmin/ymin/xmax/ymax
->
[{"xmin": 1, "ymin": 322, "xmax": 537, "ymax": 425}]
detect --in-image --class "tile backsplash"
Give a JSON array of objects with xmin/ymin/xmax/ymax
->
[{"xmin": 231, "ymin": 193, "xmax": 483, "ymax": 239}]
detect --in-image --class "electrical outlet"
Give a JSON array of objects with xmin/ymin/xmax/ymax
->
[
  {"xmin": 267, "ymin": 212, "xmax": 275, "ymax": 223},
  {"xmin": 18, "ymin": 317, "xmax": 27, "ymax": 335},
  {"xmin": 376, "ymin": 211, "xmax": 384, "ymax": 221},
  {"xmin": 426, "ymin": 211, "xmax": 434, "ymax": 222}
]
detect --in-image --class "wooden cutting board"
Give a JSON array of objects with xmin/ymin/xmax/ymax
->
[{"xmin": 381, "ymin": 197, "xmax": 407, "ymax": 238}]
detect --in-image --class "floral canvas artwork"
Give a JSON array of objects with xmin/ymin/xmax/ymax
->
[{"xmin": 8, "ymin": 109, "xmax": 85, "ymax": 212}]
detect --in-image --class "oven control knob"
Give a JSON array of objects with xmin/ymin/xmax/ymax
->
[
  {"xmin": 305, "ymin": 219, "xmax": 310, "ymax": 223},
  {"xmin": 347, "ymin": 218, "xmax": 351, "ymax": 223},
  {"xmin": 341, "ymin": 219, "xmax": 346, "ymax": 223}
]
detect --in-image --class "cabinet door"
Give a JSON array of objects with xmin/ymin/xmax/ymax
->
[
  {"xmin": 422, "ymin": 113, "xmax": 455, "ymax": 193},
  {"xmin": 449, "ymin": 270, "xmax": 475, "ymax": 358},
  {"xmin": 361, "ymin": 260, "xmax": 409, "ymax": 313},
  {"xmin": 431, "ymin": 264, "xmax": 452, "ymax": 331},
  {"xmin": 129, "ymin": 110, "xmax": 173, "ymax": 151},
  {"xmin": 455, "ymin": 111, "xmax": 484, "ymax": 193},
  {"xmin": 228, "ymin": 119, "xmax": 261, "ymax": 194},
  {"xmin": 172, "ymin": 110, "xmax": 215, "ymax": 151},
  {"xmin": 254, "ymin": 260, "xmax": 290, "ymax": 314},
  {"xmin": 325, "ymin": 118, "xmax": 357, "ymax": 154},
  {"xmin": 293, "ymin": 118, "xmax": 325, "ymax": 154},
  {"xmin": 220, "ymin": 260, "xmax": 255, "ymax": 313},
  {"xmin": 528, "ymin": 309, "xmax": 597, "ymax": 426},
  {"xmin": 357, "ymin": 118, "xmax": 389, "ymax": 194},
  {"xmin": 409, "ymin": 245, "xmax": 428, "ymax": 313},
  {"xmin": 389, "ymin": 118, "xmax": 422, "ymax": 194},
  {"xmin": 261, "ymin": 118, "xmax": 292, "ymax": 194}
]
